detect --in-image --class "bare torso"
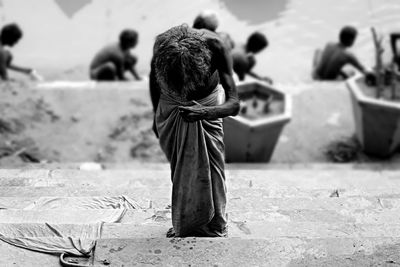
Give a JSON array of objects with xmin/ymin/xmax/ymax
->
[
  {"xmin": 90, "ymin": 43, "xmax": 126, "ymax": 70},
  {"xmin": 315, "ymin": 42, "xmax": 355, "ymax": 80},
  {"xmin": 0, "ymin": 45, "xmax": 12, "ymax": 79},
  {"xmin": 231, "ymin": 45, "xmax": 255, "ymax": 81}
]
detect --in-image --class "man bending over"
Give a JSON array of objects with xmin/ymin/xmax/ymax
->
[
  {"xmin": 90, "ymin": 29, "xmax": 141, "ymax": 81},
  {"xmin": 0, "ymin": 23, "xmax": 42, "ymax": 81},
  {"xmin": 150, "ymin": 25, "xmax": 239, "ymax": 237},
  {"xmin": 231, "ymin": 31, "xmax": 273, "ymax": 83}
]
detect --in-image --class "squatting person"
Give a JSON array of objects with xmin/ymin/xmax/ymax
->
[
  {"xmin": 149, "ymin": 24, "xmax": 239, "ymax": 237},
  {"xmin": 89, "ymin": 29, "xmax": 141, "ymax": 81}
]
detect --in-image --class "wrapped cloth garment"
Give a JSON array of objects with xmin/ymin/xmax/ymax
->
[{"xmin": 156, "ymin": 85, "xmax": 227, "ymax": 237}]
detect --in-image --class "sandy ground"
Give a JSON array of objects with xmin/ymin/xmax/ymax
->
[
  {"xmin": 0, "ymin": 81, "xmax": 166, "ymax": 167},
  {"xmin": 0, "ymin": 78, "xmax": 399, "ymax": 167}
]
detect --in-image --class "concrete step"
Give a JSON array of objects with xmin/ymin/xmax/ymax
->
[
  {"xmin": 3, "ymin": 209, "xmax": 400, "ymax": 239},
  {"xmin": 5, "ymin": 236, "xmax": 399, "ymax": 266},
  {"xmin": 0, "ymin": 167, "xmax": 397, "ymax": 189},
  {"xmin": 0, "ymin": 241, "xmax": 59, "ymax": 267},
  {"xmin": 35, "ymin": 81, "xmax": 148, "ymax": 91},
  {"xmin": 101, "ymin": 221, "xmax": 400, "ymax": 239},
  {"xmin": 19, "ymin": 162, "xmax": 400, "ymax": 171},
  {"xmin": 1, "ymin": 195, "xmax": 397, "ymax": 211},
  {"xmin": 0, "ymin": 167, "xmax": 396, "ymax": 186},
  {"xmin": 2, "ymin": 184, "xmax": 400, "ymax": 201},
  {"xmin": 2, "ymin": 205, "xmax": 400, "ymax": 225},
  {"xmin": 2, "ymin": 225, "xmax": 400, "ymax": 266},
  {"xmin": 0, "ymin": 165, "xmax": 399, "ymax": 266},
  {"xmin": 93, "ymin": 237, "xmax": 400, "ymax": 267},
  {"xmin": 0, "ymin": 168, "xmax": 400, "ymax": 199}
]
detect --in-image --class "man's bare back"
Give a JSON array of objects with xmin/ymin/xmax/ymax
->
[
  {"xmin": 314, "ymin": 42, "xmax": 361, "ymax": 80},
  {"xmin": 313, "ymin": 26, "xmax": 367, "ymax": 80},
  {"xmin": 90, "ymin": 43, "xmax": 131, "ymax": 80}
]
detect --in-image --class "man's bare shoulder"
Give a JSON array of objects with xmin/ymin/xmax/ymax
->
[
  {"xmin": 0, "ymin": 46, "xmax": 11, "ymax": 57},
  {"xmin": 322, "ymin": 42, "xmax": 339, "ymax": 52},
  {"xmin": 194, "ymin": 28, "xmax": 225, "ymax": 50},
  {"xmin": 231, "ymin": 46, "xmax": 246, "ymax": 60},
  {"xmin": 196, "ymin": 28, "xmax": 219, "ymax": 39},
  {"xmin": 100, "ymin": 43, "xmax": 122, "ymax": 55},
  {"xmin": 343, "ymin": 50, "xmax": 358, "ymax": 63},
  {"xmin": 0, "ymin": 46, "xmax": 12, "ymax": 64}
]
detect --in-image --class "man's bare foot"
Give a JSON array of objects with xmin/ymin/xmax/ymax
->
[{"xmin": 166, "ymin": 227, "xmax": 175, "ymax": 238}]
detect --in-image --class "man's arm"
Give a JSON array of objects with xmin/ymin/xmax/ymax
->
[
  {"xmin": 8, "ymin": 64, "xmax": 32, "ymax": 75},
  {"xmin": 245, "ymin": 54, "xmax": 273, "ymax": 83},
  {"xmin": 149, "ymin": 56, "xmax": 161, "ymax": 113},
  {"xmin": 248, "ymin": 71, "xmax": 273, "ymax": 84},
  {"xmin": 179, "ymin": 34, "xmax": 239, "ymax": 122},
  {"xmin": 348, "ymin": 53, "xmax": 367, "ymax": 74},
  {"xmin": 116, "ymin": 63, "xmax": 126, "ymax": 81},
  {"xmin": 129, "ymin": 67, "xmax": 141, "ymax": 80},
  {"xmin": 339, "ymin": 70, "xmax": 350, "ymax": 79},
  {"xmin": 0, "ymin": 50, "xmax": 9, "ymax": 80},
  {"xmin": 149, "ymin": 56, "xmax": 161, "ymax": 137},
  {"xmin": 8, "ymin": 63, "xmax": 43, "ymax": 81},
  {"xmin": 1, "ymin": 50, "xmax": 33, "ymax": 76},
  {"xmin": 114, "ymin": 54, "xmax": 126, "ymax": 80},
  {"xmin": 126, "ymin": 54, "xmax": 141, "ymax": 80}
]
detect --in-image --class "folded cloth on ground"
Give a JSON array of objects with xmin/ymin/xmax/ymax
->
[
  {"xmin": 0, "ymin": 195, "xmax": 139, "ymax": 256},
  {"xmin": 0, "ymin": 223, "xmax": 100, "ymax": 256},
  {"xmin": 23, "ymin": 196, "xmax": 140, "ymax": 210}
]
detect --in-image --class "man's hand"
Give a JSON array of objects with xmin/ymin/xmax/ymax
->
[
  {"xmin": 29, "ymin": 69, "xmax": 44, "ymax": 81},
  {"xmin": 178, "ymin": 101, "xmax": 208, "ymax": 122}
]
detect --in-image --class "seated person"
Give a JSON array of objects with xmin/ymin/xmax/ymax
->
[
  {"xmin": 313, "ymin": 26, "xmax": 368, "ymax": 80},
  {"xmin": 89, "ymin": 29, "xmax": 141, "ymax": 81},
  {"xmin": 231, "ymin": 32, "xmax": 272, "ymax": 83},
  {"xmin": 0, "ymin": 23, "xmax": 42, "ymax": 81},
  {"xmin": 192, "ymin": 10, "xmax": 235, "ymax": 51}
]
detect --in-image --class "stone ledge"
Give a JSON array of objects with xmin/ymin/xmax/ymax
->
[
  {"xmin": 94, "ymin": 237, "xmax": 400, "ymax": 267},
  {"xmin": 8, "ymin": 162, "xmax": 400, "ymax": 170}
]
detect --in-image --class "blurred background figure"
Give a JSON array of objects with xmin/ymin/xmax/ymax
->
[
  {"xmin": 312, "ymin": 26, "xmax": 369, "ymax": 80},
  {"xmin": 192, "ymin": 9, "xmax": 235, "ymax": 51},
  {"xmin": 0, "ymin": 23, "xmax": 43, "ymax": 81},
  {"xmin": 89, "ymin": 29, "xmax": 141, "ymax": 81},
  {"xmin": 390, "ymin": 32, "xmax": 400, "ymax": 73},
  {"xmin": 231, "ymin": 31, "xmax": 273, "ymax": 83}
]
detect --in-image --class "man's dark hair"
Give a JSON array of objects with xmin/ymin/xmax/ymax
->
[
  {"xmin": 0, "ymin": 23, "xmax": 22, "ymax": 46},
  {"xmin": 119, "ymin": 29, "xmax": 138, "ymax": 49},
  {"xmin": 192, "ymin": 11, "xmax": 218, "ymax": 32},
  {"xmin": 246, "ymin": 32, "xmax": 268, "ymax": 53},
  {"xmin": 339, "ymin": 26, "xmax": 357, "ymax": 47},
  {"xmin": 153, "ymin": 25, "xmax": 211, "ymax": 98}
]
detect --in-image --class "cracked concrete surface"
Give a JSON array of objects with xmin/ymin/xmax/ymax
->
[{"xmin": 1, "ymin": 165, "xmax": 400, "ymax": 266}]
